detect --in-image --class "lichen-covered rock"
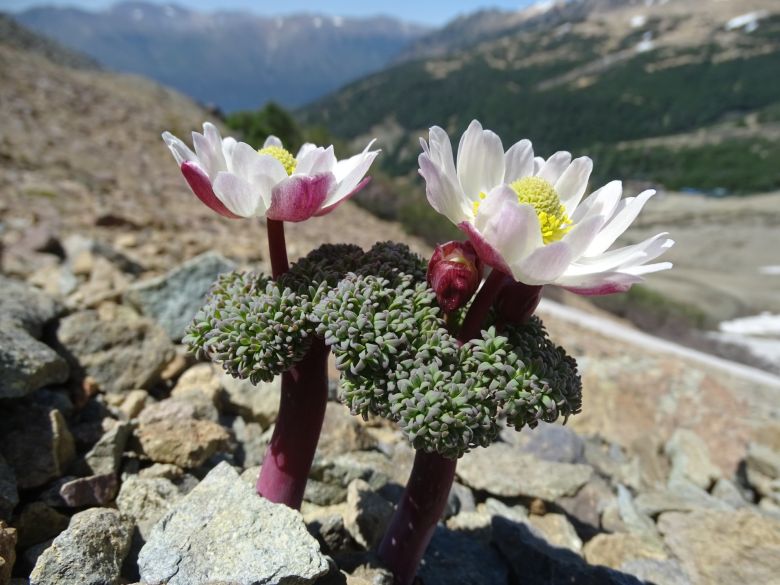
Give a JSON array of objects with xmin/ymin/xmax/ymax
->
[
  {"xmin": 29, "ymin": 508, "xmax": 132, "ymax": 585},
  {"xmin": 665, "ymin": 430, "xmax": 721, "ymax": 490},
  {"xmin": 134, "ymin": 418, "xmax": 231, "ymax": 468},
  {"xmin": 82, "ymin": 422, "xmax": 131, "ymax": 476},
  {"xmin": 0, "ymin": 521, "xmax": 16, "ymax": 585},
  {"xmin": 138, "ymin": 462, "xmax": 329, "ymax": 585},
  {"xmin": 116, "ymin": 475, "xmax": 180, "ymax": 540},
  {"xmin": 221, "ymin": 373, "xmax": 280, "ymax": 427},
  {"xmin": 343, "ymin": 479, "xmax": 394, "ymax": 549},
  {"xmin": 14, "ymin": 502, "xmax": 69, "ymax": 549}
]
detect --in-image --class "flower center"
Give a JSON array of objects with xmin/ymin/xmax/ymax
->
[
  {"xmin": 258, "ymin": 145, "xmax": 297, "ymax": 175},
  {"xmin": 473, "ymin": 177, "xmax": 572, "ymax": 244}
]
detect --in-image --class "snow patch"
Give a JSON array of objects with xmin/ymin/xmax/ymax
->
[
  {"xmin": 630, "ymin": 15, "xmax": 647, "ymax": 29},
  {"xmin": 636, "ymin": 31, "xmax": 654, "ymax": 53},
  {"xmin": 720, "ymin": 313, "xmax": 780, "ymax": 337},
  {"xmin": 760, "ymin": 265, "xmax": 780, "ymax": 276},
  {"xmin": 332, "ymin": 15, "xmax": 344, "ymax": 28},
  {"xmin": 725, "ymin": 11, "xmax": 768, "ymax": 32}
]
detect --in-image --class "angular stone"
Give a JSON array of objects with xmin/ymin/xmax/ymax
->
[
  {"xmin": 746, "ymin": 442, "xmax": 780, "ymax": 479},
  {"xmin": 419, "ymin": 526, "xmax": 509, "ymax": 585},
  {"xmin": 445, "ymin": 481, "xmax": 476, "ymax": 519},
  {"xmin": 710, "ymin": 478, "xmax": 749, "ymax": 509},
  {"xmin": 171, "ymin": 363, "xmax": 223, "ymax": 406},
  {"xmin": 220, "ymin": 373, "xmax": 280, "ymax": 427},
  {"xmin": 458, "ymin": 443, "xmax": 593, "ymax": 501},
  {"xmin": 617, "ymin": 485, "xmax": 661, "ymax": 544},
  {"xmin": 634, "ymin": 482, "xmax": 732, "ymax": 517},
  {"xmin": 344, "ymin": 479, "xmax": 394, "ymax": 550},
  {"xmin": 116, "ymin": 475, "xmax": 180, "ymax": 540},
  {"xmin": 510, "ymin": 423, "xmax": 586, "ymax": 464},
  {"xmin": 0, "ymin": 521, "xmax": 16, "ymax": 585},
  {"xmin": 14, "ymin": 502, "xmax": 70, "ymax": 549},
  {"xmin": 134, "ymin": 418, "xmax": 231, "ymax": 469},
  {"xmin": 584, "ymin": 533, "xmax": 667, "ymax": 568},
  {"xmin": 55, "ymin": 306, "xmax": 175, "ymax": 394},
  {"xmin": 29, "ymin": 508, "xmax": 132, "ymax": 585},
  {"xmin": 0, "ymin": 456, "xmax": 18, "ymax": 522},
  {"xmin": 620, "ymin": 558, "xmax": 692, "ymax": 585},
  {"xmin": 665, "ymin": 430, "xmax": 721, "ymax": 490},
  {"xmin": 137, "ymin": 462, "xmax": 329, "ymax": 585},
  {"xmin": 83, "ymin": 422, "xmax": 131, "ymax": 476},
  {"xmin": 0, "ymin": 404, "xmax": 74, "ymax": 489},
  {"xmin": 557, "ymin": 475, "xmax": 615, "ymax": 534},
  {"xmin": 137, "ymin": 397, "xmax": 218, "ymax": 424},
  {"xmin": 317, "ymin": 403, "xmax": 376, "ymax": 457},
  {"xmin": 659, "ymin": 509, "xmax": 780, "ymax": 585},
  {"xmin": 59, "ymin": 473, "xmax": 118, "ymax": 507},
  {"xmin": 528, "ymin": 513, "xmax": 583, "ymax": 554},
  {"xmin": 232, "ymin": 416, "xmax": 268, "ymax": 468},
  {"xmin": 118, "ymin": 389, "xmax": 149, "ymax": 419},
  {"xmin": 124, "ymin": 252, "xmax": 235, "ymax": 340}
]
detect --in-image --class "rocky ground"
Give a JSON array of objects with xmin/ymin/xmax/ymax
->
[{"xmin": 2, "ymin": 18, "xmax": 780, "ymax": 585}]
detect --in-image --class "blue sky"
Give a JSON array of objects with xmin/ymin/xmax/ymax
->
[{"xmin": 1, "ymin": 0, "xmax": 537, "ymax": 25}]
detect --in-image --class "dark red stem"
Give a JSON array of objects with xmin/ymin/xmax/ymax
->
[
  {"xmin": 457, "ymin": 268, "xmax": 506, "ymax": 343},
  {"xmin": 256, "ymin": 338, "xmax": 329, "ymax": 508},
  {"xmin": 377, "ymin": 451, "xmax": 457, "ymax": 585},
  {"xmin": 266, "ymin": 218, "xmax": 290, "ymax": 279}
]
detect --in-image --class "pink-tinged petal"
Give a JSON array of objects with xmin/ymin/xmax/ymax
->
[
  {"xmin": 314, "ymin": 176, "xmax": 371, "ymax": 217},
  {"xmin": 558, "ymin": 271, "xmax": 644, "ymax": 296},
  {"xmin": 456, "ymin": 120, "xmax": 505, "ymax": 200},
  {"xmin": 514, "ymin": 241, "xmax": 573, "ymax": 284},
  {"xmin": 263, "ymin": 135, "xmax": 283, "ymax": 148},
  {"xmin": 180, "ymin": 161, "xmax": 240, "ymax": 219},
  {"xmin": 537, "ymin": 151, "xmax": 572, "ymax": 184},
  {"xmin": 420, "ymin": 153, "xmax": 471, "ymax": 224},
  {"xmin": 475, "ymin": 185, "xmax": 542, "ymax": 262},
  {"xmin": 584, "ymin": 189, "xmax": 656, "ymax": 256},
  {"xmin": 504, "ymin": 139, "xmax": 534, "ymax": 183},
  {"xmin": 326, "ymin": 147, "xmax": 379, "ymax": 208},
  {"xmin": 571, "ymin": 180, "xmax": 623, "ymax": 223},
  {"xmin": 296, "ymin": 145, "xmax": 336, "ymax": 176},
  {"xmin": 162, "ymin": 132, "xmax": 196, "ymax": 165},
  {"xmin": 267, "ymin": 172, "xmax": 335, "ymax": 222},
  {"xmin": 556, "ymin": 156, "xmax": 593, "ymax": 215},
  {"xmin": 213, "ymin": 172, "xmax": 262, "ymax": 217},
  {"xmin": 458, "ymin": 221, "xmax": 513, "ymax": 276}
]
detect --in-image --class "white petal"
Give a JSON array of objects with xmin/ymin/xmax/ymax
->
[
  {"xmin": 563, "ymin": 214, "xmax": 607, "ymax": 260},
  {"xmin": 563, "ymin": 233, "xmax": 672, "ymax": 276},
  {"xmin": 296, "ymin": 145, "xmax": 337, "ymax": 176},
  {"xmin": 478, "ymin": 186, "xmax": 543, "ymax": 268},
  {"xmin": 504, "ymin": 139, "xmax": 534, "ymax": 183},
  {"xmin": 621, "ymin": 261, "xmax": 673, "ymax": 276},
  {"xmin": 584, "ymin": 189, "xmax": 656, "ymax": 256},
  {"xmin": 212, "ymin": 172, "xmax": 262, "ymax": 218},
  {"xmin": 515, "ymin": 241, "xmax": 573, "ymax": 284},
  {"xmin": 192, "ymin": 126, "xmax": 227, "ymax": 179},
  {"xmin": 162, "ymin": 132, "xmax": 196, "ymax": 165},
  {"xmin": 325, "ymin": 144, "xmax": 379, "ymax": 207},
  {"xmin": 537, "ymin": 151, "xmax": 572, "ymax": 184},
  {"xmin": 222, "ymin": 136, "xmax": 237, "ymax": 161},
  {"xmin": 263, "ymin": 135, "xmax": 283, "ymax": 148},
  {"xmin": 533, "ymin": 156, "xmax": 545, "ymax": 174},
  {"xmin": 456, "ymin": 120, "xmax": 505, "ymax": 200},
  {"xmin": 420, "ymin": 153, "xmax": 470, "ymax": 225},
  {"xmin": 571, "ymin": 180, "xmax": 623, "ymax": 223},
  {"xmin": 556, "ymin": 157, "xmax": 593, "ymax": 215},
  {"xmin": 428, "ymin": 126, "xmax": 458, "ymax": 179}
]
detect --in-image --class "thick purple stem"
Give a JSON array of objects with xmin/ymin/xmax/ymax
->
[
  {"xmin": 256, "ymin": 218, "xmax": 328, "ymax": 509},
  {"xmin": 457, "ymin": 268, "xmax": 506, "ymax": 343},
  {"xmin": 377, "ymin": 451, "xmax": 457, "ymax": 585},
  {"xmin": 255, "ymin": 338, "xmax": 329, "ymax": 508}
]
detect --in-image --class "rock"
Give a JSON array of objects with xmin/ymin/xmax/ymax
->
[
  {"xmin": 491, "ymin": 516, "xmax": 643, "ymax": 585},
  {"xmin": 664, "ymin": 430, "xmax": 721, "ymax": 490},
  {"xmin": 458, "ymin": 442, "xmax": 592, "ymax": 501},
  {"xmin": 14, "ymin": 502, "xmax": 69, "ymax": 548},
  {"xmin": 344, "ymin": 479, "xmax": 394, "ymax": 549},
  {"xmin": 232, "ymin": 416, "xmax": 268, "ymax": 468},
  {"xmin": 310, "ymin": 514, "xmax": 359, "ymax": 555},
  {"xmin": 317, "ymin": 403, "xmax": 377, "ymax": 457},
  {"xmin": 710, "ymin": 478, "xmax": 749, "ymax": 509},
  {"xmin": 137, "ymin": 396, "xmax": 219, "ymax": 424},
  {"xmin": 118, "ymin": 389, "xmax": 149, "ymax": 419},
  {"xmin": 445, "ymin": 481, "xmax": 476, "ymax": 519},
  {"xmin": 617, "ymin": 485, "xmax": 661, "ymax": 543},
  {"xmin": 304, "ymin": 479, "xmax": 347, "ymax": 506},
  {"xmin": 137, "ymin": 462, "xmax": 329, "ymax": 585},
  {"xmin": 137, "ymin": 463, "xmax": 185, "ymax": 482},
  {"xmin": 527, "ymin": 513, "xmax": 583, "ymax": 554},
  {"xmin": 628, "ymin": 434, "xmax": 669, "ymax": 491},
  {"xmin": 583, "ymin": 533, "xmax": 667, "ymax": 568},
  {"xmin": 134, "ymin": 418, "xmax": 231, "ymax": 468},
  {"xmin": 220, "ymin": 373, "xmax": 280, "ymax": 427},
  {"xmin": 29, "ymin": 508, "xmax": 132, "ymax": 585},
  {"xmin": 83, "ymin": 422, "xmax": 131, "ymax": 476},
  {"xmin": 484, "ymin": 498, "xmax": 529, "ymax": 524},
  {"xmin": 620, "ymin": 558, "xmax": 692, "ymax": 585},
  {"xmin": 59, "ymin": 473, "xmax": 119, "ymax": 507},
  {"xmin": 634, "ymin": 482, "xmax": 732, "ymax": 517},
  {"xmin": 0, "ymin": 457, "xmax": 18, "ymax": 522},
  {"xmin": 659, "ymin": 509, "xmax": 780, "ymax": 584},
  {"xmin": 0, "ymin": 404, "xmax": 75, "ymax": 489},
  {"xmin": 55, "ymin": 305, "xmax": 175, "ymax": 394},
  {"xmin": 418, "ymin": 526, "xmax": 509, "ymax": 585},
  {"xmin": 170, "ymin": 363, "xmax": 222, "ymax": 406},
  {"xmin": 508, "ymin": 423, "xmax": 586, "ymax": 464},
  {"xmin": 0, "ymin": 276, "xmax": 68, "ymax": 399},
  {"xmin": 124, "ymin": 252, "xmax": 235, "ymax": 340},
  {"xmin": 557, "ymin": 475, "xmax": 615, "ymax": 534},
  {"xmin": 0, "ymin": 521, "xmax": 16, "ymax": 585},
  {"xmin": 746, "ymin": 442, "xmax": 780, "ymax": 479},
  {"xmin": 116, "ymin": 475, "xmax": 180, "ymax": 540}
]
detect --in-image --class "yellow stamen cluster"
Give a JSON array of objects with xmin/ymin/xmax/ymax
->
[
  {"xmin": 258, "ymin": 145, "xmax": 297, "ymax": 175},
  {"xmin": 473, "ymin": 176, "xmax": 572, "ymax": 245}
]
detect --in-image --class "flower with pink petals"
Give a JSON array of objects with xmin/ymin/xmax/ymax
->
[
  {"xmin": 419, "ymin": 120, "xmax": 674, "ymax": 295},
  {"xmin": 162, "ymin": 122, "xmax": 379, "ymax": 222}
]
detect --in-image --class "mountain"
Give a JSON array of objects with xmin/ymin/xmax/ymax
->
[
  {"xmin": 13, "ymin": 1, "xmax": 429, "ymax": 111},
  {"xmin": 300, "ymin": 0, "xmax": 780, "ymax": 195}
]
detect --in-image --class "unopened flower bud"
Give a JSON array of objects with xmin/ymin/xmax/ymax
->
[
  {"xmin": 496, "ymin": 276, "xmax": 543, "ymax": 325},
  {"xmin": 427, "ymin": 241, "xmax": 483, "ymax": 312}
]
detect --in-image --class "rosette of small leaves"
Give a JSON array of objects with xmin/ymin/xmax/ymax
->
[
  {"xmin": 356, "ymin": 241, "xmax": 427, "ymax": 284},
  {"xmin": 279, "ymin": 243, "xmax": 365, "ymax": 303},
  {"xmin": 499, "ymin": 316, "xmax": 582, "ymax": 430},
  {"xmin": 183, "ymin": 271, "xmax": 312, "ymax": 384}
]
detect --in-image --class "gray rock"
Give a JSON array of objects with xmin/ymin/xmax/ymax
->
[
  {"xmin": 635, "ymin": 482, "xmax": 733, "ymax": 517},
  {"xmin": 617, "ymin": 485, "xmax": 662, "ymax": 544},
  {"xmin": 304, "ymin": 478, "xmax": 348, "ymax": 506},
  {"xmin": 557, "ymin": 475, "xmax": 615, "ymax": 534},
  {"xmin": 527, "ymin": 513, "xmax": 583, "ymax": 554},
  {"xmin": 445, "ymin": 481, "xmax": 476, "ymax": 519},
  {"xmin": 170, "ymin": 363, "xmax": 223, "ymax": 406},
  {"xmin": 124, "ymin": 252, "xmax": 235, "ymax": 340},
  {"xmin": 458, "ymin": 442, "xmax": 593, "ymax": 501},
  {"xmin": 133, "ymin": 417, "xmax": 232, "ymax": 468},
  {"xmin": 59, "ymin": 473, "xmax": 119, "ymax": 507},
  {"xmin": 711, "ymin": 478, "xmax": 750, "ymax": 509},
  {"xmin": 419, "ymin": 526, "xmax": 509, "ymax": 585},
  {"xmin": 620, "ymin": 558, "xmax": 692, "ymax": 585},
  {"xmin": 0, "ymin": 404, "xmax": 75, "ymax": 489},
  {"xmin": 116, "ymin": 475, "xmax": 180, "ymax": 539},
  {"xmin": 509, "ymin": 423, "xmax": 586, "ymax": 464},
  {"xmin": 665, "ymin": 430, "xmax": 721, "ymax": 490},
  {"xmin": 232, "ymin": 416, "xmax": 269, "ymax": 468},
  {"xmin": 221, "ymin": 373, "xmax": 280, "ymax": 427},
  {"xmin": 138, "ymin": 462, "xmax": 329, "ymax": 585},
  {"xmin": 0, "ymin": 456, "xmax": 18, "ymax": 521},
  {"xmin": 55, "ymin": 305, "xmax": 174, "ymax": 394},
  {"xmin": 137, "ymin": 396, "xmax": 219, "ymax": 424},
  {"xmin": 583, "ymin": 533, "xmax": 667, "ymax": 568},
  {"xmin": 343, "ymin": 479, "xmax": 394, "ymax": 549},
  {"xmin": 746, "ymin": 442, "xmax": 780, "ymax": 480},
  {"xmin": 14, "ymin": 502, "xmax": 69, "ymax": 548},
  {"xmin": 317, "ymin": 402, "xmax": 376, "ymax": 457},
  {"xmin": 83, "ymin": 422, "xmax": 131, "ymax": 476},
  {"xmin": 29, "ymin": 508, "xmax": 132, "ymax": 585},
  {"xmin": 0, "ymin": 276, "xmax": 68, "ymax": 399}
]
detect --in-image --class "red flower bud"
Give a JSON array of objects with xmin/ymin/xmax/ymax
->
[
  {"xmin": 496, "ymin": 276, "xmax": 543, "ymax": 325},
  {"xmin": 427, "ymin": 241, "xmax": 483, "ymax": 312}
]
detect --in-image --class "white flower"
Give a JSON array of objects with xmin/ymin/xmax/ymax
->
[
  {"xmin": 162, "ymin": 122, "xmax": 379, "ymax": 221},
  {"xmin": 419, "ymin": 120, "xmax": 674, "ymax": 295}
]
